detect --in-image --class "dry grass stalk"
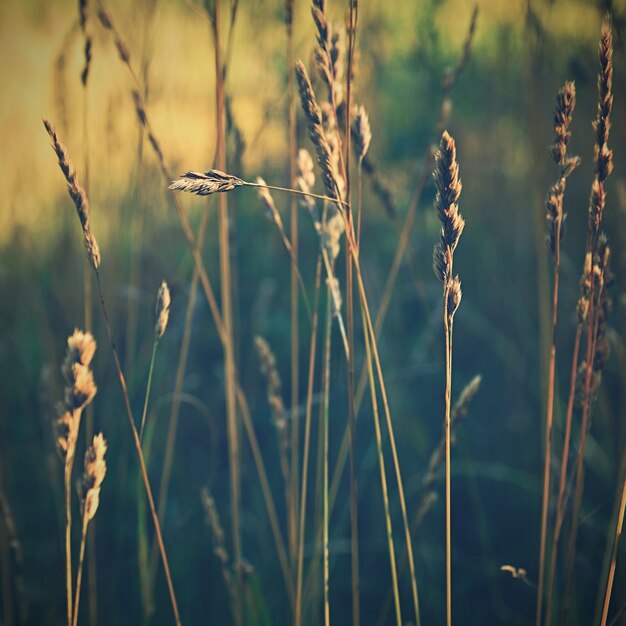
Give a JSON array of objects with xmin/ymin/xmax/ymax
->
[
  {"xmin": 254, "ymin": 178, "xmax": 312, "ymax": 319},
  {"xmin": 201, "ymin": 488, "xmax": 236, "ymax": 603},
  {"xmin": 285, "ymin": 0, "xmax": 300, "ymax": 580},
  {"xmin": 378, "ymin": 374, "xmax": 480, "ymax": 626},
  {"xmin": 210, "ymin": 4, "xmax": 242, "ymax": 622},
  {"xmin": 44, "ymin": 120, "xmax": 182, "ymax": 626},
  {"xmin": 599, "ymin": 476, "xmax": 626, "ymax": 626},
  {"xmin": 295, "ymin": 60, "xmax": 342, "ymax": 203},
  {"xmin": 537, "ymin": 81, "xmax": 580, "ymax": 626},
  {"xmin": 54, "ymin": 329, "xmax": 97, "ymax": 626},
  {"xmin": 419, "ymin": 375, "xmax": 481, "ymax": 512},
  {"xmin": 433, "ymin": 130, "xmax": 464, "ymax": 626},
  {"xmin": 73, "ymin": 434, "xmax": 107, "ymax": 626},
  {"xmin": 254, "ymin": 336, "xmax": 291, "ymax": 531},
  {"xmin": 560, "ymin": 17, "xmax": 614, "ymax": 625},
  {"xmin": 294, "ymin": 255, "xmax": 323, "ymax": 626},
  {"xmin": 43, "ymin": 120, "xmax": 101, "ymax": 271},
  {"xmin": 95, "ymin": 13, "xmax": 292, "ymax": 604},
  {"xmin": 139, "ymin": 281, "xmax": 171, "ymax": 441}
]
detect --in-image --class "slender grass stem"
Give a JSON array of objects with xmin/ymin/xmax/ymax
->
[
  {"xmin": 287, "ymin": 0, "xmax": 300, "ymax": 575},
  {"xmin": 599, "ymin": 476, "xmax": 626, "ymax": 626},
  {"xmin": 64, "ymin": 444, "xmax": 74, "ymax": 626},
  {"xmin": 354, "ymin": 261, "xmax": 422, "ymax": 626},
  {"xmin": 94, "ymin": 271, "xmax": 182, "ymax": 626},
  {"xmin": 212, "ymin": 4, "xmax": 242, "ymax": 623},
  {"xmin": 246, "ymin": 182, "xmax": 349, "ymax": 207},
  {"xmin": 545, "ymin": 324, "xmax": 582, "ymax": 626},
  {"xmin": 322, "ymin": 290, "xmax": 332, "ymax": 626},
  {"xmin": 139, "ymin": 337, "xmax": 159, "ymax": 442},
  {"xmin": 148, "ymin": 200, "xmax": 210, "ymax": 600},
  {"xmin": 537, "ymin": 221, "xmax": 562, "ymax": 626},
  {"xmin": 444, "ymin": 304, "xmax": 453, "ymax": 626},
  {"xmin": 561, "ymin": 276, "xmax": 602, "ymax": 626},
  {"xmin": 295, "ymin": 254, "xmax": 322, "ymax": 626},
  {"xmin": 238, "ymin": 388, "xmax": 295, "ymax": 607},
  {"xmin": 72, "ymin": 510, "xmax": 89, "ymax": 626},
  {"xmin": 361, "ymin": 301, "xmax": 402, "ymax": 626}
]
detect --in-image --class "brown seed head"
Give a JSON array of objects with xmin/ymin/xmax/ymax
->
[
  {"xmin": 295, "ymin": 59, "xmax": 341, "ymax": 202},
  {"xmin": 433, "ymin": 131, "xmax": 464, "ymax": 285},
  {"xmin": 551, "ymin": 81, "xmax": 576, "ymax": 167},
  {"xmin": 43, "ymin": 119, "xmax": 101, "ymax": 269}
]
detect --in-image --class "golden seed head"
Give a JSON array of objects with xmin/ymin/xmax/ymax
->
[
  {"xmin": 66, "ymin": 329, "xmax": 97, "ymax": 366},
  {"xmin": 79, "ymin": 433, "xmax": 108, "ymax": 521},
  {"xmin": 155, "ymin": 281, "xmax": 171, "ymax": 339},
  {"xmin": 65, "ymin": 363, "xmax": 97, "ymax": 410}
]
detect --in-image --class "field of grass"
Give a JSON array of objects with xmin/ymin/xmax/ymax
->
[{"xmin": 0, "ymin": 1, "xmax": 625, "ymax": 625}]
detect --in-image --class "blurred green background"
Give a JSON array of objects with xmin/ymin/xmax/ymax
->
[{"xmin": 0, "ymin": 0, "xmax": 625, "ymax": 625}]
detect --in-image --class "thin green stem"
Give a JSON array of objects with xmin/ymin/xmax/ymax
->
[{"xmin": 139, "ymin": 337, "xmax": 159, "ymax": 443}]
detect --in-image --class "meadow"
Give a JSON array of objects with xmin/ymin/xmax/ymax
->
[{"xmin": 0, "ymin": 1, "xmax": 625, "ymax": 625}]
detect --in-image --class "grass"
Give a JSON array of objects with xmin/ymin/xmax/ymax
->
[{"xmin": 0, "ymin": 2, "xmax": 624, "ymax": 626}]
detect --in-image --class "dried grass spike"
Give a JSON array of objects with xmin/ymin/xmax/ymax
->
[
  {"xmin": 294, "ymin": 59, "xmax": 341, "ymax": 201},
  {"xmin": 43, "ymin": 119, "xmax": 101, "ymax": 270},
  {"xmin": 551, "ymin": 81, "xmax": 576, "ymax": 167},
  {"xmin": 169, "ymin": 170, "xmax": 245, "ymax": 196}
]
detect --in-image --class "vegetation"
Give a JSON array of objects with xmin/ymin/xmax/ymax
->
[{"xmin": 0, "ymin": 1, "xmax": 624, "ymax": 625}]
